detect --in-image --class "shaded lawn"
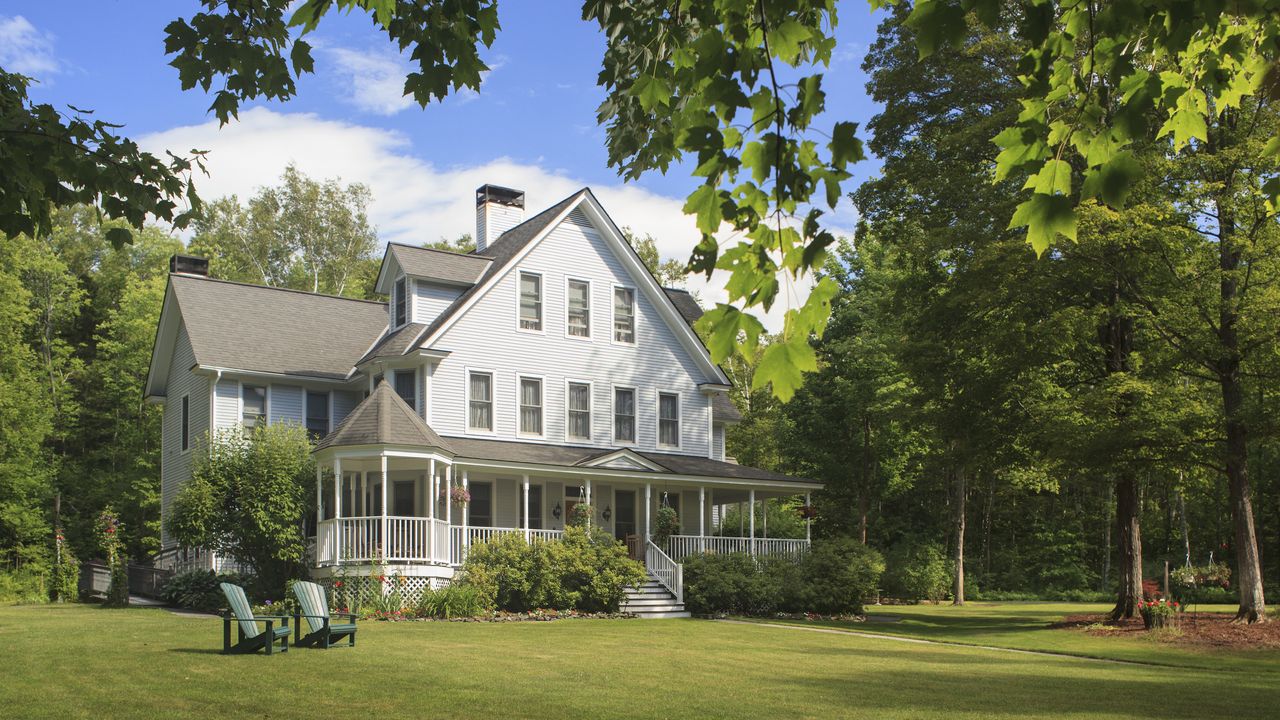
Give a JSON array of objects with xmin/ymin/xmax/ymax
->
[
  {"xmin": 1, "ymin": 604, "xmax": 1277, "ymax": 719},
  {"xmin": 759, "ymin": 602, "xmax": 1280, "ymax": 674}
]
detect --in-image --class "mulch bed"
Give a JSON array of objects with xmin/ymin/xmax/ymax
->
[
  {"xmin": 1053, "ymin": 612, "xmax": 1280, "ymax": 650},
  {"xmin": 378, "ymin": 610, "xmax": 638, "ymax": 623}
]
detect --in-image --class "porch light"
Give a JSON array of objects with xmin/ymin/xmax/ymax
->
[
  {"xmin": 602, "ymin": 505, "xmax": 612, "ymax": 521},
  {"xmin": 552, "ymin": 502, "xmax": 562, "ymax": 520}
]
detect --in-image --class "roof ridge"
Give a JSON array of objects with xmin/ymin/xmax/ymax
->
[
  {"xmin": 170, "ymin": 273, "xmax": 387, "ymax": 306},
  {"xmin": 388, "ymin": 241, "xmax": 495, "ymax": 260}
]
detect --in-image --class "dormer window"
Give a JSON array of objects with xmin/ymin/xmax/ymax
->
[
  {"xmin": 394, "ymin": 277, "xmax": 407, "ymax": 327},
  {"xmin": 519, "ymin": 272, "xmax": 542, "ymax": 331}
]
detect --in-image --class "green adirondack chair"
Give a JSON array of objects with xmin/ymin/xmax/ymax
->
[
  {"xmin": 291, "ymin": 581, "xmax": 357, "ymax": 649},
  {"xmin": 219, "ymin": 582, "xmax": 290, "ymax": 655}
]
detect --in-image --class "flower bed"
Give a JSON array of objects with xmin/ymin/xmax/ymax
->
[
  {"xmin": 1139, "ymin": 599, "xmax": 1179, "ymax": 630},
  {"xmin": 365, "ymin": 608, "xmax": 638, "ymax": 623}
]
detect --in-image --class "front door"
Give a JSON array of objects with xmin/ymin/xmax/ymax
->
[{"xmin": 614, "ymin": 490, "xmax": 636, "ymax": 541}]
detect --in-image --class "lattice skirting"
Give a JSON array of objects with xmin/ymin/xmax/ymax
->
[{"xmin": 314, "ymin": 573, "xmax": 451, "ymax": 612}]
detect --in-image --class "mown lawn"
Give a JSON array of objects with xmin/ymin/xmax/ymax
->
[
  {"xmin": 760, "ymin": 602, "xmax": 1280, "ymax": 674},
  {"xmin": 1, "ymin": 603, "xmax": 1277, "ymax": 719}
]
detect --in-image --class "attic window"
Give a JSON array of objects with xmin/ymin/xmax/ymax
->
[{"xmin": 394, "ymin": 277, "xmax": 407, "ymax": 326}]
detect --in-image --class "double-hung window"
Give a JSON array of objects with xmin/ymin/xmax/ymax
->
[
  {"xmin": 519, "ymin": 376, "xmax": 543, "ymax": 436},
  {"xmin": 567, "ymin": 279, "xmax": 590, "ymax": 338},
  {"xmin": 613, "ymin": 387, "xmax": 636, "ymax": 443},
  {"xmin": 567, "ymin": 382, "xmax": 591, "ymax": 440},
  {"xmin": 519, "ymin": 272, "xmax": 542, "ymax": 331},
  {"xmin": 393, "ymin": 370, "xmax": 416, "ymax": 411},
  {"xmin": 306, "ymin": 391, "xmax": 329, "ymax": 438},
  {"xmin": 658, "ymin": 392, "xmax": 680, "ymax": 447},
  {"xmin": 394, "ymin": 277, "xmax": 407, "ymax": 327},
  {"xmin": 613, "ymin": 287, "xmax": 635, "ymax": 343},
  {"xmin": 242, "ymin": 384, "xmax": 266, "ymax": 437},
  {"xmin": 180, "ymin": 395, "xmax": 190, "ymax": 451},
  {"xmin": 469, "ymin": 371, "xmax": 493, "ymax": 431}
]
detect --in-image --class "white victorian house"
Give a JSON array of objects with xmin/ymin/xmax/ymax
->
[{"xmin": 145, "ymin": 185, "xmax": 820, "ymax": 614}]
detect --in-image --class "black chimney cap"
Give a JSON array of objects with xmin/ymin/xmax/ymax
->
[
  {"xmin": 476, "ymin": 184, "xmax": 525, "ymax": 208},
  {"xmin": 170, "ymin": 255, "xmax": 209, "ymax": 276}
]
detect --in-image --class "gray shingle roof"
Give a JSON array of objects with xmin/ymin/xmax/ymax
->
[
  {"xmin": 664, "ymin": 288, "xmax": 704, "ymax": 327},
  {"xmin": 442, "ymin": 436, "xmax": 812, "ymax": 484},
  {"xmin": 170, "ymin": 274, "xmax": 388, "ymax": 379},
  {"xmin": 387, "ymin": 243, "xmax": 490, "ymax": 286},
  {"xmin": 711, "ymin": 393, "xmax": 743, "ymax": 423},
  {"xmin": 315, "ymin": 380, "xmax": 453, "ymax": 452},
  {"xmin": 358, "ymin": 322, "xmax": 426, "ymax": 364},
  {"xmin": 409, "ymin": 189, "xmax": 589, "ymax": 349}
]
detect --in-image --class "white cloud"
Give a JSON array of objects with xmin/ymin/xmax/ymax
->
[
  {"xmin": 325, "ymin": 46, "xmax": 415, "ymax": 115},
  {"xmin": 139, "ymin": 107, "xmax": 818, "ymax": 331},
  {"xmin": 0, "ymin": 15, "xmax": 60, "ymax": 79}
]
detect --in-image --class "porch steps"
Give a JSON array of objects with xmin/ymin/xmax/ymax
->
[{"xmin": 621, "ymin": 578, "xmax": 690, "ymax": 619}]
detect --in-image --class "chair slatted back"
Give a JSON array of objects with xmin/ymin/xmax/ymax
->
[
  {"xmin": 292, "ymin": 581, "xmax": 330, "ymax": 634},
  {"xmin": 220, "ymin": 582, "xmax": 260, "ymax": 638}
]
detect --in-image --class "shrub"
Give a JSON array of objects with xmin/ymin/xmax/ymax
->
[
  {"xmin": 461, "ymin": 527, "xmax": 644, "ymax": 613},
  {"xmin": 160, "ymin": 569, "xmax": 252, "ymax": 612},
  {"xmin": 682, "ymin": 552, "xmax": 763, "ymax": 615},
  {"xmin": 0, "ymin": 566, "xmax": 49, "ymax": 605},
  {"xmin": 49, "ymin": 532, "xmax": 79, "ymax": 603},
  {"xmin": 885, "ymin": 543, "xmax": 951, "ymax": 603},
  {"xmin": 415, "ymin": 582, "xmax": 493, "ymax": 618},
  {"xmin": 797, "ymin": 538, "xmax": 884, "ymax": 615}
]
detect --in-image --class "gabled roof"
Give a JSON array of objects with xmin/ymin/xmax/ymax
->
[
  {"xmin": 404, "ymin": 189, "xmax": 588, "ymax": 348},
  {"xmin": 711, "ymin": 393, "xmax": 743, "ymax": 423},
  {"xmin": 164, "ymin": 274, "xmax": 388, "ymax": 380},
  {"xmin": 378, "ymin": 243, "xmax": 491, "ymax": 290},
  {"xmin": 577, "ymin": 448, "xmax": 670, "ymax": 472},
  {"xmin": 664, "ymin": 288, "xmax": 703, "ymax": 327},
  {"xmin": 314, "ymin": 380, "xmax": 453, "ymax": 452},
  {"xmin": 358, "ymin": 322, "xmax": 427, "ymax": 365}
]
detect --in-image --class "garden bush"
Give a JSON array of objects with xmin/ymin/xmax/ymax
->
[
  {"xmin": 415, "ymin": 582, "xmax": 493, "ymax": 618},
  {"xmin": 160, "ymin": 569, "xmax": 252, "ymax": 612},
  {"xmin": 884, "ymin": 543, "xmax": 951, "ymax": 603},
  {"xmin": 796, "ymin": 538, "xmax": 884, "ymax": 615},
  {"xmin": 461, "ymin": 527, "xmax": 645, "ymax": 613}
]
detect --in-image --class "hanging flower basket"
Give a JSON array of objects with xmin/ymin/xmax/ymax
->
[
  {"xmin": 568, "ymin": 503, "xmax": 594, "ymax": 528},
  {"xmin": 798, "ymin": 505, "xmax": 818, "ymax": 520},
  {"xmin": 449, "ymin": 485, "xmax": 471, "ymax": 506}
]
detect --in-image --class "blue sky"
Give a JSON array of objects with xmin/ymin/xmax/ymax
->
[{"xmin": 3, "ymin": 2, "xmax": 886, "ymax": 326}]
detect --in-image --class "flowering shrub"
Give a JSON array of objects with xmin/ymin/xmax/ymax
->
[
  {"xmin": 97, "ymin": 507, "xmax": 129, "ymax": 607},
  {"xmin": 1139, "ymin": 599, "xmax": 1180, "ymax": 629},
  {"xmin": 449, "ymin": 485, "xmax": 471, "ymax": 506},
  {"xmin": 49, "ymin": 529, "xmax": 79, "ymax": 603}
]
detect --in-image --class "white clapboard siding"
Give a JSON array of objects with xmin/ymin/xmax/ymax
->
[
  {"xmin": 269, "ymin": 384, "xmax": 304, "ymax": 426},
  {"xmin": 160, "ymin": 322, "xmax": 209, "ymax": 547},
  {"xmin": 414, "ymin": 280, "xmax": 464, "ymax": 326},
  {"xmin": 332, "ymin": 390, "xmax": 360, "ymax": 428},
  {"xmin": 214, "ymin": 379, "xmax": 239, "ymax": 431},
  {"xmin": 432, "ymin": 209, "xmax": 714, "ymax": 456},
  {"xmin": 713, "ymin": 424, "xmax": 725, "ymax": 462}
]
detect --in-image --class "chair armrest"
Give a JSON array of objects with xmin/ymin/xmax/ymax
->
[{"xmin": 253, "ymin": 614, "xmax": 293, "ymax": 621}]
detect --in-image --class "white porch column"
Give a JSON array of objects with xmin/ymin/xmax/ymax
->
[
  {"xmin": 698, "ymin": 486, "xmax": 706, "ymax": 552},
  {"xmin": 361, "ymin": 471, "xmax": 368, "ymax": 516},
  {"xmin": 333, "ymin": 458, "xmax": 343, "ymax": 563},
  {"xmin": 315, "ymin": 466, "xmax": 323, "ymax": 531},
  {"xmin": 522, "ymin": 474, "xmax": 530, "ymax": 541},
  {"xmin": 644, "ymin": 482, "xmax": 652, "ymax": 541},
  {"xmin": 445, "ymin": 464, "xmax": 453, "ymax": 526},
  {"xmin": 748, "ymin": 490, "xmax": 756, "ymax": 556},
  {"xmin": 380, "ymin": 454, "xmax": 389, "ymax": 561},
  {"xmin": 763, "ymin": 497, "xmax": 768, "ymax": 539},
  {"xmin": 462, "ymin": 470, "xmax": 470, "ymax": 556},
  {"xmin": 805, "ymin": 492, "xmax": 812, "ymax": 542},
  {"xmin": 428, "ymin": 458, "xmax": 436, "ymax": 562},
  {"xmin": 739, "ymin": 501, "xmax": 744, "ymax": 536},
  {"xmin": 585, "ymin": 478, "xmax": 593, "ymax": 529}
]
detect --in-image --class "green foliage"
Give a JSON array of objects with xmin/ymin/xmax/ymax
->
[
  {"xmin": 653, "ymin": 505, "xmax": 679, "ymax": 544},
  {"xmin": 415, "ymin": 582, "xmax": 494, "ymax": 619},
  {"xmin": 623, "ymin": 228, "xmax": 688, "ymax": 288},
  {"xmin": 49, "ymin": 532, "xmax": 79, "ymax": 603},
  {"xmin": 461, "ymin": 527, "xmax": 645, "ymax": 613},
  {"xmin": 166, "ymin": 423, "xmax": 314, "ymax": 596},
  {"xmin": 0, "ymin": 69, "xmax": 202, "ymax": 245},
  {"xmin": 0, "ymin": 566, "xmax": 49, "ymax": 605},
  {"xmin": 797, "ymin": 538, "xmax": 885, "ymax": 615},
  {"xmin": 160, "ymin": 569, "xmax": 251, "ymax": 613},
  {"xmin": 885, "ymin": 543, "xmax": 952, "ymax": 604},
  {"xmin": 567, "ymin": 503, "xmax": 594, "ymax": 529}
]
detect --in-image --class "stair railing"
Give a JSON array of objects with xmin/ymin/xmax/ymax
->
[{"xmin": 644, "ymin": 538, "xmax": 683, "ymax": 605}]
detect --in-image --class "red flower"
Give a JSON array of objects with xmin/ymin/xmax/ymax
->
[
  {"xmin": 334, "ymin": 581, "xmax": 343, "ymax": 588},
  {"xmin": 1172, "ymin": 601, "xmax": 1179, "ymax": 608},
  {"xmin": 105, "ymin": 527, "xmax": 115, "ymax": 534}
]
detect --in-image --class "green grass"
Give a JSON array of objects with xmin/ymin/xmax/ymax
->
[
  {"xmin": 758, "ymin": 602, "xmax": 1280, "ymax": 674},
  {"xmin": 1, "ymin": 604, "xmax": 1277, "ymax": 719}
]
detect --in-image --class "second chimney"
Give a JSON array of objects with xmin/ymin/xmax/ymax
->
[{"xmin": 475, "ymin": 184, "xmax": 525, "ymax": 252}]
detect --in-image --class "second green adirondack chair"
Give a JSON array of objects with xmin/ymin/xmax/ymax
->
[
  {"xmin": 220, "ymin": 582, "xmax": 290, "ymax": 655},
  {"xmin": 292, "ymin": 581, "xmax": 358, "ymax": 649}
]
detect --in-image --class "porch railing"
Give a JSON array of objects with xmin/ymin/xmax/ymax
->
[
  {"xmin": 322, "ymin": 516, "xmax": 451, "ymax": 565},
  {"xmin": 645, "ymin": 539, "xmax": 683, "ymax": 605},
  {"xmin": 666, "ymin": 535, "xmax": 809, "ymax": 562},
  {"xmin": 448, "ymin": 526, "xmax": 565, "ymax": 565}
]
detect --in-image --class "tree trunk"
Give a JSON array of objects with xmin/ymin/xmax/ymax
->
[
  {"xmin": 1217, "ymin": 195, "xmax": 1268, "ymax": 623},
  {"xmin": 860, "ymin": 415, "xmax": 872, "ymax": 544},
  {"xmin": 953, "ymin": 463, "xmax": 966, "ymax": 606},
  {"xmin": 1110, "ymin": 471, "xmax": 1144, "ymax": 619},
  {"xmin": 1177, "ymin": 486, "xmax": 1191, "ymax": 567}
]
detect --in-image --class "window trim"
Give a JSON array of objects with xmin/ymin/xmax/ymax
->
[
  {"xmin": 564, "ymin": 378, "xmax": 594, "ymax": 442},
  {"xmin": 180, "ymin": 394, "xmax": 190, "ymax": 453},
  {"xmin": 564, "ymin": 276, "xmax": 592, "ymax": 341},
  {"xmin": 305, "ymin": 389, "xmax": 331, "ymax": 439},
  {"xmin": 465, "ymin": 367, "xmax": 496, "ymax": 434},
  {"xmin": 611, "ymin": 283, "xmax": 637, "ymax": 346},
  {"xmin": 657, "ymin": 390, "xmax": 682, "ymax": 450},
  {"xmin": 516, "ymin": 373, "xmax": 546, "ymax": 440},
  {"xmin": 515, "ymin": 270, "xmax": 545, "ymax": 334},
  {"xmin": 611, "ymin": 384, "xmax": 638, "ymax": 446},
  {"xmin": 394, "ymin": 276, "xmax": 408, "ymax": 328}
]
